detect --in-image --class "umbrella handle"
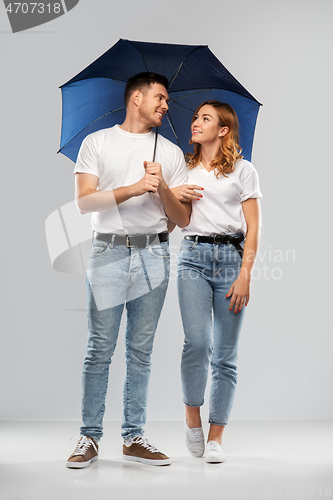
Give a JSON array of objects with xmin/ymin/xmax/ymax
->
[
  {"xmin": 152, "ymin": 127, "xmax": 158, "ymax": 162},
  {"xmin": 148, "ymin": 128, "xmax": 159, "ymax": 193}
]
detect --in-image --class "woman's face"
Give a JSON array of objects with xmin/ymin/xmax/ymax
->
[{"xmin": 191, "ymin": 105, "xmax": 225, "ymax": 145}]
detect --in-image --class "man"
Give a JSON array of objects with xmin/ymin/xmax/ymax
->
[{"xmin": 66, "ymin": 73, "xmax": 190, "ymax": 468}]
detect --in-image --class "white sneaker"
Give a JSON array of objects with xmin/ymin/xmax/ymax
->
[
  {"xmin": 205, "ymin": 440, "xmax": 225, "ymax": 463},
  {"xmin": 185, "ymin": 421, "xmax": 205, "ymax": 457}
]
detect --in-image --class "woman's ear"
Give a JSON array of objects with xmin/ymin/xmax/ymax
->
[{"xmin": 219, "ymin": 126, "xmax": 229, "ymax": 138}]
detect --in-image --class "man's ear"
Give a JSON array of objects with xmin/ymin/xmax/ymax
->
[{"xmin": 133, "ymin": 90, "xmax": 142, "ymax": 107}]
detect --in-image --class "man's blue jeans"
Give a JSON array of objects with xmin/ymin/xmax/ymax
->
[
  {"xmin": 80, "ymin": 238, "xmax": 170, "ymax": 441},
  {"xmin": 177, "ymin": 237, "xmax": 245, "ymax": 426}
]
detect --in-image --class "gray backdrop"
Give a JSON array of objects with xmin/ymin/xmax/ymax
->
[{"xmin": 1, "ymin": 0, "xmax": 332, "ymax": 422}]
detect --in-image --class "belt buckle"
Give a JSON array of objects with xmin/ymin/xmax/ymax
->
[
  {"xmin": 126, "ymin": 235, "xmax": 135, "ymax": 248},
  {"xmin": 213, "ymin": 234, "xmax": 220, "ymax": 244}
]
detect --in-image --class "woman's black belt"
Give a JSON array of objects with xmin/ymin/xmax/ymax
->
[
  {"xmin": 94, "ymin": 231, "xmax": 168, "ymax": 248},
  {"xmin": 184, "ymin": 234, "xmax": 244, "ymax": 258}
]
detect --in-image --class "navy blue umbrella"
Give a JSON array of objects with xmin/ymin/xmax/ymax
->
[{"xmin": 59, "ymin": 39, "xmax": 261, "ymax": 163}]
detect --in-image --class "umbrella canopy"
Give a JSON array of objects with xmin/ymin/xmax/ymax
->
[{"xmin": 59, "ymin": 39, "xmax": 261, "ymax": 163}]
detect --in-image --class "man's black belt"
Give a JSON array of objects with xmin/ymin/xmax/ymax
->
[
  {"xmin": 94, "ymin": 231, "xmax": 169, "ymax": 248},
  {"xmin": 184, "ymin": 234, "xmax": 244, "ymax": 258}
]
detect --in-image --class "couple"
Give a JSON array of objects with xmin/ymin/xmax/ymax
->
[{"xmin": 66, "ymin": 72, "xmax": 262, "ymax": 468}]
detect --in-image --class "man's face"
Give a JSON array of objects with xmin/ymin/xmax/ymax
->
[{"xmin": 138, "ymin": 83, "xmax": 169, "ymax": 128}]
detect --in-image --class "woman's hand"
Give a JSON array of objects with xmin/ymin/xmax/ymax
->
[
  {"xmin": 171, "ymin": 184, "xmax": 204, "ymax": 202},
  {"xmin": 226, "ymin": 273, "xmax": 250, "ymax": 313},
  {"xmin": 226, "ymin": 198, "xmax": 261, "ymax": 313}
]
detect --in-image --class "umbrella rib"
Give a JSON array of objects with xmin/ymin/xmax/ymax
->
[
  {"xmin": 110, "ymin": 78, "xmax": 126, "ymax": 87},
  {"xmin": 165, "ymin": 112, "xmax": 181, "ymax": 148},
  {"xmin": 169, "ymin": 89, "xmax": 212, "ymax": 115},
  {"xmin": 169, "ymin": 89, "xmax": 210, "ymax": 102},
  {"xmin": 126, "ymin": 39, "xmax": 151, "ymax": 72},
  {"xmin": 60, "ymin": 77, "xmax": 126, "ymax": 89},
  {"xmin": 58, "ymin": 107, "xmax": 125, "ymax": 153},
  {"xmin": 169, "ymin": 46, "xmax": 205, "ymax": 88},
  {"xmin": 168, "ymin": 106, "xmax": 194, "ymax": 117},
  {"xmin": 170, "ymin": 87, "xmax": 263, "ymax": 109}
]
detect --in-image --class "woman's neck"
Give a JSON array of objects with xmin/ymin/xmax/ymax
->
[{"xmin": 200, "ymin": 143, "xmax": 220, "ymax": 170}]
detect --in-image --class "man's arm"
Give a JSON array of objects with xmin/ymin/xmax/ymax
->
[
  {"xmin": 144, "ymin": 162, "xmax": 191, "ymax": 228},
  {"xmin": 75, "ymin": 171, "xmax": 160, "ymax": 214}
]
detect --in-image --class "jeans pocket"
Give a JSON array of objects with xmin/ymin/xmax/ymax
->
[
  {"xmin": 180, "ymin": 239, "xmax": 197, "ymax": 251},
  {"xmin": 148, "ymin": 242, "xmax": 170, "ymax": 259},
  {"xmin": 226, "ymin": 238, "xmax": 244, "ymax": 255},
  {"xmin": 90, "ymin": 241, "xmax": 110, "ymax": 256}
]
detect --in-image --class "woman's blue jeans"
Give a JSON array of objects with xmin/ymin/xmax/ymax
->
[
  {"xmin": 80, "ymin": 239, "xmax": 170, "ymax": 441},
  {"xmin": 177, "ymin": 237, "xmax": 245, "ymax": 426}
]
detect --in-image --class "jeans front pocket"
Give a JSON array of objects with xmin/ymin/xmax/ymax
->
[
  {"xmin": 148, "ymin": 241, "xmax": 170, "ymax": 259},
  {"xmin": 90, "ymin": 240, "xmax": 110, "ymax": 256},
  {"xmin": 180, "ymin": 238, "xmax": 197, "ymax": 252}
]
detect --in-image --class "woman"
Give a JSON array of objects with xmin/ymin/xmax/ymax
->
[{"xmin": 172, "ymin": 101, "xmax": 262, "ymax": 463}]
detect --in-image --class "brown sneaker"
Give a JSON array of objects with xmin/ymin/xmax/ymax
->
[
  {"xmin": 123, "ymin": 436, "xmax": 171, "ymax": 466},
  {"xmin": 66, "ymin": 436, "xmax": 98, "ymax": 468}
]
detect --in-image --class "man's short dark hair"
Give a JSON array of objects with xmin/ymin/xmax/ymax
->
[{"xmin": 124, "ymin": 72, "xmax": 169, "ymax": 108}]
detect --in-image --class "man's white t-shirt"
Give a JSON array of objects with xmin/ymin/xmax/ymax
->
[
  {"xmin": 182, "ymin": 159, "xmax": 262, "ymax": 237},
  {"xmin": 74, "ymin": 125, "xmax": 187, "ymax": 235}
]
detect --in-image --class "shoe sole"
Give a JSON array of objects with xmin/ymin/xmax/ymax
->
[
  {"xmin": 123, "ymin": 455, "xmax": 171, "ymax": 466},
  {"xmin": 205, "ymin": 455, "xmax": 225, "ymax": 463},
  {"xmin": 186, "ymin": 447, "xmax": 204, "ymax": 458},
  {"xmin": 66, "ymin": 456, "xmax": 98, "ymax": 468}
]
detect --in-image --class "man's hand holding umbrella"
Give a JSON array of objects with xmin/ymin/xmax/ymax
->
[
  {"xmin": 143, "ymin": 161, "xmax": 163, "ymax": 192},
  {"xmin": 128, "ymin": 161, "xmax": 160, "ymax": 195},
  {"xmin": 144, "ymin": 160, "xmax": 191, "ymax": 228}
]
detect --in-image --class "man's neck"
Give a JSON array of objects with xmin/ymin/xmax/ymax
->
[{"xmin": 119, "ymin": 116, "xmax": 152, "ymax": 134}]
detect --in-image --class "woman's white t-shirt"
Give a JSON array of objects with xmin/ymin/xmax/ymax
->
[{"xmin": 182, "ymin": 159, "xmax": 262, "ymax": 237}]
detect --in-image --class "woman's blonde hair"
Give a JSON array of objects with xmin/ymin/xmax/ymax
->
[{"xmin": 185, "ymin": 101, "xmax": 243, "ymax": 177}]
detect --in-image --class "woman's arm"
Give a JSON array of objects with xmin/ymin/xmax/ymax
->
[
  {"xmin": 226, "ymin": 198, "xmax": 262, "ymax": 312},
  {"xmin": 171, "ymin": 184, "xmax": 204, "ymax": 202},
  {"xmin": 166, "ymin": 184, "xmax": 202, "ymax": 232}
]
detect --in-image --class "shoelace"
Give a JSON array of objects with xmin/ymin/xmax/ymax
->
[
  {"xmin": 207, "ymin": 440, "xmax": 221, "ymax": 450},
  {"xmin": 131, "ymin": 436, "xmax": 159, "ymax": 453},
  {"xmin": 72, "ymin": 436, "xmax": 98, "ymax": 457},
  {"xmin": 190, "ymin": 428, "xmax": 203, "ymax": 441}
]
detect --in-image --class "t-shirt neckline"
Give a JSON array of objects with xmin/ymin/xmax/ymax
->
[
  {"xmin": 115, "ymin": 124, "xmax": 155, "ymax": 139},
  {"xmin": 199, "ymin": 162, "xmax": 215, "ymax": 173}
]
